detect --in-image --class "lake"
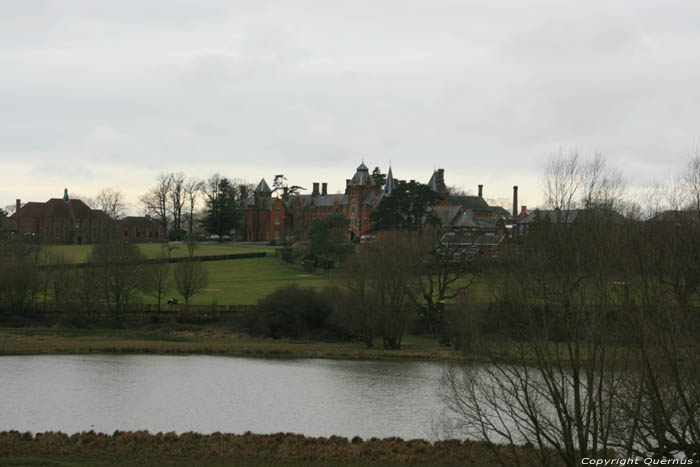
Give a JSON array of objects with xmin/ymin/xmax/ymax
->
[{"xmin": 0, "ymin": 355, "xmax": 447, "ymax": 440}]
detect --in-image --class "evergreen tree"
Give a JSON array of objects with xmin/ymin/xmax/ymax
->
[
  {"xmin": 370, "ymin": 180, "xmax": 443, "ymax": 231},
  {"xmin": 203, "ymin": 175, "xmax": 241, "ymax": 241},
  {"xmin": 371, "ymin": 167, "xmax": 386, "ymax": 188}
]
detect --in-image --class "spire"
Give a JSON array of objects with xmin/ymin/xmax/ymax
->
[
  {"xmin": 254, "ymin": 178, "xmax": 272, "ymax": 193},
  {"xmin": 385, "ymin": 166, "xmax": 396, "ymax": 196},
  {"xmin": 63, "ymin": 188, "xmax": 69, "ymax": 202}
]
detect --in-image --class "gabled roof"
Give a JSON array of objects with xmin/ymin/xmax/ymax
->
[
  {"xmin": 490, "ymin": 206, "xmax": 513, "ymax": 220},
  {"xmin": 448, "ymin": 195, "xmax": 492, "ymax": 213},
  {"xmin": 254, "ymin": 178, "xmax": 272, "ymax": 193},
  {"xmin": 431, "ymin": 206, "xmax": 464, "ymax": 226},
  {"xmin": 649, "ymin": 210, "xmax": 700, "ymax": 225},
  {"xmin": 451, "ymin": 210, "xmax": 479, "ymax": 228}
]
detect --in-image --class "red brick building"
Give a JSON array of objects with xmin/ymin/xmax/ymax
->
[
  {"xmin": 242, "ymin": 179, "xmax": 288, "ymax": 242},
  {"xmin": 6, "ymin": 189, "xmax": 166, "ymax": 244},
  {"xmin": 6, "ymin": 189, "xmax": 113, "ymax": 244},
  {"xmin": 241, "ymin": 163, "xmax": 386, "ymax": 242},
  {"xmin": 119, "ymin": 216, "xmax": 166, "ymax": 242},
  {"xmin": 240, "ymin": 163, "xmax": 516, "ymax": 244}
]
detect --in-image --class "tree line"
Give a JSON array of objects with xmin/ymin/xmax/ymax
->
[{"xmin": 0, "ymin": 240, "xmax": 208, "ymax": 327}]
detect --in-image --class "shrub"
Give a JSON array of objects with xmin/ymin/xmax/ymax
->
[{"xmin": 249, "ymin": 285, "xmax": 336, "ymax": 339}]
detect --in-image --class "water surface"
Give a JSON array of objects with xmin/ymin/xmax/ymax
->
[{"xmin": 0, "ymin": 355, "xmax": 446, "ymax": 440}]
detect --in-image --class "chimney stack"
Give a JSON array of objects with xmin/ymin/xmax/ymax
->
[
  {"xmin": 322, "ymin": 182, "xmax": 327, "ymax": 196},
  {"xmin": 513, "ymin": 186, "xmax": 518, "ymax": 218},
  {"xmin": 283, "ymin": 186, "xmax": 288, "ymax": 198},
  {"xmin": 313, "ymin": 182, "xmax": 320, "ymax": 196},
  {"xmin": 240, "ymin": 186, "xmax": 248, "ymax": 200},
  {"xmin": 478, "ymin": 184, "xmax": 483, "ymax": 198},
  {"xmin": 16, "ymin": 199, "xmax": 20, "ymax": 214}
]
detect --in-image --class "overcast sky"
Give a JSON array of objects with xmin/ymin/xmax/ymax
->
[{"xmin": 1, "ymin": 0, "xmax": 699, "ymax": 213}]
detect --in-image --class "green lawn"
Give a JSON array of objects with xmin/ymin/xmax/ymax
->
[
  {"xmin": 46, "ymin": 242, "xmax": 271, "ymax": 263},
  {"xmin": 45, "ymin": 243, "xmax": 327, "ymax": 305},
  {"xmin": 154, "ymin": 255, "xmax": 329, "ymax": 305}
]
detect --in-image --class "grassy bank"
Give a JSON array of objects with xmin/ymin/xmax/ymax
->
[
  {"xmin": 0, "ymin": 431, "xmax": 546, "ymax": 466},
  {"xmin": 0, "ymin": 327, "xmax": 461, "ymax": 361}
]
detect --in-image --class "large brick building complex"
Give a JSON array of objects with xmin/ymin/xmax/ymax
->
[
  {"xmin": 240, "ymin": 162, "xmax": 515, "ymax": 244},
  {"xmin": 242, "ymin": 163, "xmax": 387, "ymax": 242}
]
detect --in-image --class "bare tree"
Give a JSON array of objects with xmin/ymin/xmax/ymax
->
[
  {"xmin": 89, "ymin": 241, "xmax": 148, "ymax": 327},
  {"xmin": 440, "ymin": 152, "xmax": 632, "ymax": 465},
  {"xmin": 610, "ymin": 161, "xmax": 700, "ymax": 459},
  {"xmin": 336, "ymin": 232, "xmax": 417, "ymax": 349},
  {"xmin": 408, "ymin": 233, "xmax": 480, "ymax": 343},
  {"xmin": 140, "ymin": 173, "xmax": 172, "ymax": 232},
  {"xmin": 173, "ymin": 240, "xmax": 208, "ymax": 304},
  {"xmin": 95, "ymin": 188, "xmax": 128, "ymax": 220},
  {"xmin": 184, "ymin": 177, "xmax": 203, "ymax": 239},
  {"xmin": 145, "ymin": 246, "xmax": 172, "ymax": 312},
  {"xmin": 169, "ymin": 172, "xmax": 186, "ymax": 236}
]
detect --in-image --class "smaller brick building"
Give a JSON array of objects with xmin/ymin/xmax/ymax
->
[{"xmin": 119, "ymin": 216, "xmax": 165, "ymax": 242}]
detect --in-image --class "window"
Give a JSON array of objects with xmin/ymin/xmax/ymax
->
[
  {"xmin": 124, "ymin": 230, "xmax": 128, "ymax": 237},
  {"xmin": 274, "ymin": 231, "xmax": 280, "ymax": 240},
  {"xmin": 46, "ymin": 226, "xmax": 50, "ymax": 237},
  {"xmin": 274, "ymin": 217, "xmax": 280, "ymax": 225},
  {"xmin": 93, "ymin": 228, "xmax": 97, "ymax": 240}
]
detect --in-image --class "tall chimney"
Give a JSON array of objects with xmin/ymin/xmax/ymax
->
[
  {"xmin": 313, "ymin": 182, "xmax": 320, "ymax": 196},
  {"xmin": 478, "ymin": 184, "xmax": 483, "ymax": 198},
  {"xmin": 240, "ymin": 186, "xmax": 248, "ymax": 200},
  {"xmin": 16, "ymin": 199, "xmax": 20, "ymax": 214},
  {"xmin": 513, "ymin": 186, "xmax": 518, "ymax": 218},
  {"xmin": 322, "ymin": 182, "xmax": 327, "ymax": 196},
  {"xmin": 437, "ymin": 169, "xmax": 445, "ymax": 192},
  {"xmin": 283, "ymin": 186, "xmax": 288, "ymax": 198}
]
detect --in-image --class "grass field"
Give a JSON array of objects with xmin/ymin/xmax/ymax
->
[
  {"xmin": 46, "ymin": 242, "xmax": 329, "ymax": 305},
  {"xmin": 46, "ymin": 242, "xmax": 271, "ymax": 263}
]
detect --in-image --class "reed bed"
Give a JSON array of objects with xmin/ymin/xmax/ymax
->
[{"xmin": 0, "ymin": 430, "xmax": 546, "ymax": 466}]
